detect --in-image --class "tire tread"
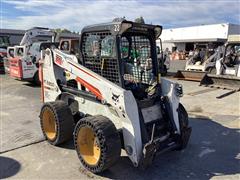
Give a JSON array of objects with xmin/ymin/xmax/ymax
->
[{"xmin": 74, "ymin": 115, "xmax": 121, "ymax": 173}]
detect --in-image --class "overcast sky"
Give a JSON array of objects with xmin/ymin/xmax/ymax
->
[{"xmin": 1, "ymin": 0, "xmax": 240, "ymax": 31}]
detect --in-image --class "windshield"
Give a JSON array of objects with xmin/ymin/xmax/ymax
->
[
  {"xmin": 120, "ymin": 34, "xmax": 156, "ymax": 85},
  {"xmin": 8, "ymin": 48, "xmax": 14, "ymax": 57},
  {"xmin": 16, "ymin": 47, "xmax": 25, "ymax": 57},
  {"xmin": 120, "ymin": 34, "xmax": 158, "ymax": 100},
  {"xmin": 224, "ymin": 44, "xmax": 240, "ymax": 66}
]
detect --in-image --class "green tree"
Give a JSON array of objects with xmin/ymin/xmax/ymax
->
[
  {"xmin": 113, "ymin": 17, "xmax": 126, "ymax": 22},
  {"xmin": 54, "ymin": 28, "xmax": 72, "ymax": 33},
  {"xmin": 134, "ymin": 16, "xmax": 145, "ymax": 24}
]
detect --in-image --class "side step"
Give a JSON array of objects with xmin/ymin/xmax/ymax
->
[
  {"xmin": 200, "ymin": 74, "xmax": 240, "ymax": 91},
  {"xmin": 174, "ymin": 70, "xmax": 206, "ymax": 82}
]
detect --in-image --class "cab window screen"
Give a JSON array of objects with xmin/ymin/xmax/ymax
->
[
  {"xmin": 84, "ymin": 35, "xmax": 101, "ymax": 57},
  {"xmin": 121, "ymin": 35, "xmax": 154, "ymax": 85},
  {"xmin": 82, "ymin": 32, "xmax": 120, "ymax": 84},
  {"xmin": 101, "ymin": 36, "xmax": 115, "ymax": 57}
]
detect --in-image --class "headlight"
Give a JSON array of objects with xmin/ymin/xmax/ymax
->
[{"xmin": 175, "ymin": 83, "xmax": 183, "ymax": 97}]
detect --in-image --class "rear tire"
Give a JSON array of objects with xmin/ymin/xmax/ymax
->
[
  {"xmin": 74, "ymin": 115, "xmax": 121, "ymax": 173},
  {"xmin": 33, "ymin": 71, "xmax": 40, "ymax": 85},
  {"xmin": 40, "ymin": 101, "xmax": 74, "ymax": 145}
]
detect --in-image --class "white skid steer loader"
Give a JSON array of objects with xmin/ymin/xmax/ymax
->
[
  {"xmin": 201, "ymin": 35, "xmax": 240, "ymax": 91},
  {"xmin": 39, "ymin": 20, "xmax": 191, "ymax": 173},
  {"xmin": 9, "ymin": 27, "xmax": 55, "ymax": 84},
  {"xmin": 175, "ymin": 46, "xmax": 223, "ymax": 81}
]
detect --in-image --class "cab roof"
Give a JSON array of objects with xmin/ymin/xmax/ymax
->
[{"xmin": 81, "ymin": 20, "xmax": 162, "ymax": 38}]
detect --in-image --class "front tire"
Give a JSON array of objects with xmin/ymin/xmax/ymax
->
[
  {"xmin": 40, "ymin": 101, "xmax": 74, "ymax": 145},
  {"xmin": 178, "ymin": 103, "xmax": 189, "ymax": 128},
  {"xmin": 74, "ymin": 115, "xmax": 121, "ymax": 173},
  {"xmin": 176, "ymin": 103, "xmax": 191, "ymax": 150},
  {"xmin": 33, "ymin": 71, "xmax": 40, "ymax": 85}
]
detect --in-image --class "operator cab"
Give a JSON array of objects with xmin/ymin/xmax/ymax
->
[
  {"xmin": 59, "ymin": 39, "xmax": 80, "ymax": 55},
  {"xmin": 80, "ymin": 20, "xmax": 162, "ymax": 100},
  {"xmin": 223, "ymin": 43, "xmax": 240, "ymax": 68},
  {"xmin": 29, "ymin": 41, "xmax": 59, "ymax": 64}
]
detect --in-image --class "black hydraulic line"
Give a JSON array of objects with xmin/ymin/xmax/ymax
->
[{"xmin": 61, "ymin": 84, "xmax": 98, "ymax": 102}]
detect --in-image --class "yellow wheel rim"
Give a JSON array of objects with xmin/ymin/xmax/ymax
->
[
  {"xmin": 77, "ymin": 127, "xmax": 101, "ymax": 166},
  {"xmin": 42, "ymin": 108, "xmax": 57, "ymax": 140}
]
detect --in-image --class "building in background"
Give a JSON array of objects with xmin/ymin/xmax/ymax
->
[
  {"xmin": 0, "ymin": 29, "xmax": 81, "ymax": 46},
  {"xmin": 0, "ymin": 29, "xmax": 25, "ymax": 45},
  {"xmin": 159, "ymin": 23, "xmax": 240, "ymax": 54}
]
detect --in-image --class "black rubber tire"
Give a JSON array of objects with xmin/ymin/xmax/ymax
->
[
  {"xmin": 175, "ymin": 103, "xmax": 190, "ymax": 150},
  {"xmin": 33, "ymin": 71, "xmax": 40, "ymax": 86},
  {"xmin": 74, "ymin": 115, "xmax": 121, "ymax": 173},
  {"xmin": 40, "ymin": 101, "xmax": 74, "ymax": 145},
  {"xmin": 178, "ymin": 103, "xmax": 189, "ymax": 128}
]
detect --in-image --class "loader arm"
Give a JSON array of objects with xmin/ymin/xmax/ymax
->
[
  {"xmin": 20, "ymin": 27, "xmax": 55, "ymax": 47},
  {"xmin": 50, "ymin": 48, "xmax": 125, "ymax": 103}
]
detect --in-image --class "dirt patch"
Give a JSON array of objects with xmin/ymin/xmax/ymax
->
[
  {"xmin": 21, "ymin": 120, "xmax": 33, "ymax": 125},
  {"xmin": 189, "ymin": 106, "xmax": 203, "ymax": 113}
]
